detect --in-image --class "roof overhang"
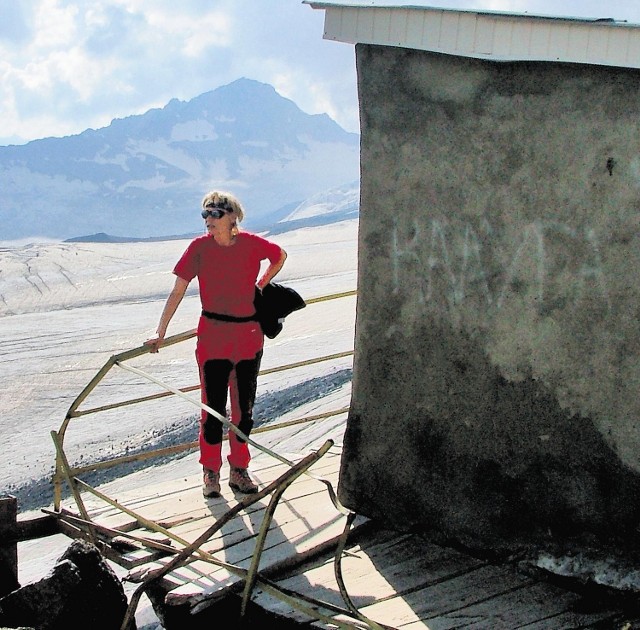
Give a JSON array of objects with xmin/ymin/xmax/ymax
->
[{"xmin": 304, "ymin": 1, "xmax": 640, "ymax": 69}]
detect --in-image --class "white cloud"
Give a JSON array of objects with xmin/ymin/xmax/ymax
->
[
  {"xmin": 32, "ymin": 0, "xmax": 79, "ymax": 49},
  {"xmin": 0, "ymin": 0, "xmax": 360, "ymax": 145},
  {"xmin": 130, "ymin": 4, "xmax": 233, "ymax": 57}
]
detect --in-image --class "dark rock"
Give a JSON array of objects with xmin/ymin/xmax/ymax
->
[{"xmin": 0, "ymin": 540, "xmax": 130, "ymax": 630}]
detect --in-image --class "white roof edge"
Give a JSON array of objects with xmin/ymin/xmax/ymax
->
[
  {"xmin": 304, "ymin": 1, "xmax": 640, "ymax": 69},
  {"xmin": 303, "ymin": 1, "xmax": 634, "ymax": 27}
]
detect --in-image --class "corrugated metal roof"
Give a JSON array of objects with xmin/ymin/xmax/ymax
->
[{"xmin": 304, "ymin": 1, "xmax": 640, "ymax": 68}]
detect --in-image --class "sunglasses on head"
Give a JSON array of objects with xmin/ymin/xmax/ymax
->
[{"xmin": 201, "ymin": 204, "xmax": 232, "ymax": 219}]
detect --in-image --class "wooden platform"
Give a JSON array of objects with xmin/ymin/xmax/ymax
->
[
  {"xmin": 254, "ymin": 527, "xmax": 629, "ymax": 629},
  {"xmin": 54, "ymin": 407, "xmax": 636, "ymax": 629}
]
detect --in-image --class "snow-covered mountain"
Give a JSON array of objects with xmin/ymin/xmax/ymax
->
[
  {"xmin": 267, "ymin": 181, "xmax": 360, "ymax": 235},
  {"xmin": 0, "ymin": 78, "xmax": 360, "ymax": 241},
  {"xmin": 282, "ymin": 181, "xmax": 359, "ymax": 222}
]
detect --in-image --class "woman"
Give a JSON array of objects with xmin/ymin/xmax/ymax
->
[{"xmin": 145, "ymin": 191, "xmax": 287, "ymax": 498}]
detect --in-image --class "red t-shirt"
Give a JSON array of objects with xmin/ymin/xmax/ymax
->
[
  {"xmin": 174, "ymin": 232, "xmax": 283, "ymax": 363},
  {"xmin": 174, "ymin": 232, "xmax": 282, "ymax": 316}
]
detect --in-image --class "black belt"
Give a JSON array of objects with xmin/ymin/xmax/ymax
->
[{"xmin": 201, "ymin": 310, "xmax": 257, "ymax": 323}]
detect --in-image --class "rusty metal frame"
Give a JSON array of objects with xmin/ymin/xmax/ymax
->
[
  {"xmin": 120, "ymin": 440, "xmax": 337, "ymax": 629},
  {"xmin": 52, "ymin": 290, "xmax": 356, "ymax": 510},
  {"xmin": 44, "ymin": 288, "xmax": 390, "ymax": 628}
]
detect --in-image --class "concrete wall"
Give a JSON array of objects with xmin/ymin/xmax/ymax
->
[{"xmin": 339, "ymin": 44, "xmax": 640, "ymax": 554}]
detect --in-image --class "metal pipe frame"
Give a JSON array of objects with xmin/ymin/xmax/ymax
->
[{"xmin": 45, "ymin": 289, "xmax": 389, "ymax": 628}]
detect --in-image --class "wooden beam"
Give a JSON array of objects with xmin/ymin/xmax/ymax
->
[
  {"xmin": 11, "ymin": 514, "xmax": 61, "ymax": 543},
  {"xmin": 0, "ymin": 496, "xmax": 20, "ymax": 596}
]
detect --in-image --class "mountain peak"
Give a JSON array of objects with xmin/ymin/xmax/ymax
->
[{"xmin": 0, "ymin": 80, "xmax": 360, "ymax": 241}]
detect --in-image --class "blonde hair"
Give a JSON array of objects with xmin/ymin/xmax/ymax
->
[{"xmin": 201, "ymin": 190, "xmax": 245, "ymax": 222}]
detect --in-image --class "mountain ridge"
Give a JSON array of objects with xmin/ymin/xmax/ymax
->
[{"xmin": 0, "ymin": 78, "xmax": 360, "ymax": 240}]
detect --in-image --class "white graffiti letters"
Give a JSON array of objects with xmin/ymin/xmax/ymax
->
[{"xmin": 391, "ymin": 217, "xmax": 610, "ymax": 314}]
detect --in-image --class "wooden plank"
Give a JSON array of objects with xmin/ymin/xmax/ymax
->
[
  {"xmin": 114, "ymin": 450, "xmax": 350, "ymax": 582},
  {"xmin": 68, "ymin": 428, "xmax": 343, "ymax": 523},
  {"xmin": 399, "ymin": 578, "xmax": 620, "ymax": 629},
  {"xmin": 0, "ymin": 496, "xmax": 19, "ymax": 596},
  {"xmin": 271, "ymin": 418, "xmax": 347, "ymax": 454},
  {"xmin": 397, "ymin": 584, "xmax": 557, "ymax": 629},
  {"xmin": 171, "ymin": 506, "xmax": 349, "ymax": 585},
  {"xmin": 513, "ymin": 608, "xmax": 621, "ymax": 629},
  {"xmin": 110, "ymin": 458, "xmax": 343, "ymax": 566},
  {"xmin": 118, "ymin": 496, "xmax": 308, "ymax": 568},
  {"xmin": 66, "ymin": 447, "xmax": 342, "ymax": 550},
  {"xmin": 47, "ymin": 408, "xmax": 635, "ymax": 630},
  {"xmin": 253, "ymin": 529, "xmax": 488, "ymax": 625},
  {"xmin": 117, "ymin": 547, "xmax": 169, "ymax": 570},
  {"xmin": 285, "ymin": 535, "xmax": 483, "ymax": 603},
  {"xmin": 110, "ymin": 454, "xmax": 337, "ymax": 525},
  {"xmin": 12, "ymin": 514, "xmax": 60, "ymax": 542},
  {"xmin": 92, "ymin": 449, "xmax": 341, "ymax": 524},
  {"xmin": 358, "ymin": 564, "xmax": 537, "ymax": 628},
  {"xmin": 170, "ymin": 494, "xmax": 339, "ymax": 551},
  {"xmin": 162, "ymin": 513, "xmax": 367, "ymax": 606}
]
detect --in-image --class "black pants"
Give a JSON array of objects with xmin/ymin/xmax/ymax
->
[{"xmin": 201, "ymin": 350, "xmax": 263, "ymax": 445}]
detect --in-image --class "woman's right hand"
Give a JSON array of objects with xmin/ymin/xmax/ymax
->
[
  {"xmin": 145, "ymin": 277, "xmax": 188, "ymax": 354},
  {"xmin": 144, "ymin": 336, "xmax": 164, "ymax": 353}
]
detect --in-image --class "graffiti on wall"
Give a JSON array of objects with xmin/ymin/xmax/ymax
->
[{"xmin": 391, "ymin": 217, "xmax": 610, "ymax": 315}]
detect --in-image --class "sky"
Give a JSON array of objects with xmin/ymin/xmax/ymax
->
[{"xmin": 2, "ymin": 0, "xmax": 640, "ymax": 146}]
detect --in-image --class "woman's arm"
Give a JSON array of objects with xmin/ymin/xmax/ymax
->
[
  {"xmin": 257, "ymin": 249, "xmax": 287, "ymax": 291},
  {"xmin": 145, "ymin": 276, "xmax": 190, "ymax": 353}
]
